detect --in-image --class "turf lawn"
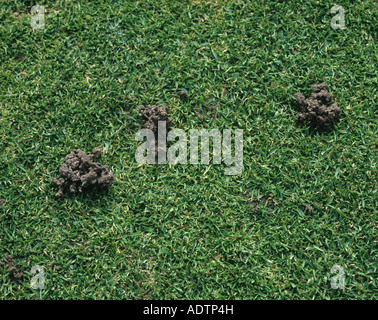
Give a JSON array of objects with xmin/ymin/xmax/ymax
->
[{"xmin": 0, "ymin": 0, "xmax": 376, "ymax": 299}]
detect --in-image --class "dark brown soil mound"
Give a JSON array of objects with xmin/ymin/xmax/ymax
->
[
  {"xmin": 138, "ymin": 105, "xmax": 172, "ymax": 134},
  {"xmin": 295, "ymin": 83, "xmax": 341, "ymax": 130},
  {"xmin": 51, "ymin": 148, "xmax": 114, "ymax": 197}
]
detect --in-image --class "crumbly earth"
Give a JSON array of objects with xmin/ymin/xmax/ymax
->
[
  {"xmin": 250, "ymin": 195, "xmax": 276, "ymax": 211},
  {"xmin": 3, "ymin": 255, "xmax": 23, "ymax": 279},
  {"xmin": 197, "ymin": 102, "xmax": 218, "ymax": 121},
  {"xmin": 178, "ymin": 90, "xmax": 187, "ymax": 100},
  {"xmin": 51, "ymin": 148, "xmax": 114, "ymax": 197},
  {"xmin": 138, "ymin": 105, "xmax": 173, "ymax": 134},
  {"xmin": 295, "ymin": 83, "xmax": 341, "ymax": 130},
  {"xmin": 302, "ymin": 204, "xmax": 314, "ymax": 214},
  {"xmin": 138, "ymin": 105, "xmax": 173, "ymax": 155}
]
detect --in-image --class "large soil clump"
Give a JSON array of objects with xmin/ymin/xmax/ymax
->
[
  {"xmin": 295, "ymin": 83, "xmax": 341, "ymax": 130},
  {"xmin": 51, "ymin": 148, "xmax": 114, "ymax": 197}
]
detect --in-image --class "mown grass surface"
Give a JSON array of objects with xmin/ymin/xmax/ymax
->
[{"xmin": 0, "ymin": 0, "xmax": 376, "ymax": 299}]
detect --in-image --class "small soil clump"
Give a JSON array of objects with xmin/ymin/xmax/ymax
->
[
  {"xmin": 302, "ymin": 204, "xmax": 314, "ymax": 214},
  {"xmin": 197, "ymin": 103, "xmax": 218, "ymax": 121},
  {"xmin": 51, "ymin": 148, "xmax": 114, "ymax": 197},
  {"xmin": 138, "ymin": 105, "xmax": 173, "ymax": 134},
  {"xmin": 302, "ymin": 204, "xmax": 313, "ymax": 214},
  {"xmin": 178, "ymin": 90, "xmax": 187, "ymax": 100},
  {"xmin": 246, "ymin": 190, "xmax": 277, "ymax": 213},
  {"xmin": 138, "ymin": 105, "xmax": 173, "ymax": 155},
  {"xmin": 295, "ymin": 83, "xmax": 340, "ymax": 130},
  {"xmin": 251, "ymin": 196, "xmax": 276, "ymax": 211},
  {"xmin": 2, "ymin": 255, "xmax": 23, "ymax": 279}
]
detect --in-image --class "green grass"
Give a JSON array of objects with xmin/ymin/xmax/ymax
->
[{"xmin": 0, "ymin": 0, "xmax": 376, "ymax": 299}]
